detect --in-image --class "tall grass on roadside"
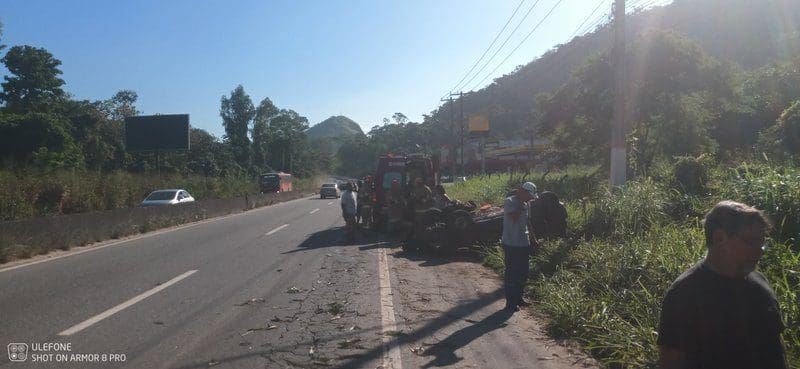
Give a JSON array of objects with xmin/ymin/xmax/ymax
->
[
  {"xmin": 717, "ymin": 163, "xmax": 800, "ymax": 248},
  {"xmin": 571, "ymin": 178, "xmax": 671, "ymax": 240},
  {"xmin": 446, "ymin": 166, "xmax": 602, "ymax": 207},
  {"xmin": 478, "ymin": 170, "xmax": 800, "ymax": 368},
  {"xmin": 758, "ymin": 240, "xmax": 800, "ymax": 364},
  {"xmin": 529, "ymin": 224, "xmax": 706, "ymax": 368},
  {"xmin": 0, "ymin": 170, "xmax": 263, "ymax": 220}
]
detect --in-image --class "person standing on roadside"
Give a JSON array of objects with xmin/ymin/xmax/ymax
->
[
  {"xmin": 501, "ymin": 182, "xmax": 538, "ymax": 312},
  {"xmin": 658, "ymin": 200, "xmax": 788, "ymax": 369},
  {"xmin": 357, "ymin": 177, "xmax": 373, "ymax": 228},
  {"xmin": 433, "ymin": 184, "xmax": 453, "ymax": 210},
  {"xmin": 340, "ymin": 182, "xmax": 358, "ymax": 242}
]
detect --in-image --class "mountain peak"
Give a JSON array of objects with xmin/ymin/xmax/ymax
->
[{"xmin": 306, "ymin": 115, "xmax": 364, "ymax": 139}]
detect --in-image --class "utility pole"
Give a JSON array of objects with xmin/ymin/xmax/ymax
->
[
  {"xmin": 444, "ymin": 92, "xmax": 465, "ymax": 177},
  {"xmin": 459, "ymin": 91, "xmax": 465, "ymax": 177},
  {"xmin": 441, "ymin": 96, "xmax": 456, "ymax": 177},
  {"xmin": 610, "ymin": 0, "xmax": 627, "ymax": 188}
]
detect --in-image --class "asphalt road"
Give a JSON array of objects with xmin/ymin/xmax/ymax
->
[
  {"xmin": 0, "ymin": 195, "xmax": 595, "ymax": 369},
  {"xmin": 0, "ymin": 196, "xmax": 392, "ymax": 368}
]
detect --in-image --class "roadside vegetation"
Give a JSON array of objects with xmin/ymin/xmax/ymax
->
[
  {"xmin": 0, "ymin": 170, "xmax": 324, "ymax": 221},
  {"xmin": 450, "ymin": 162, "xmax": 800, "ymax": 368},
  {"xmin": 0, "ymin": 24, "xmax": 331, "ymax": 222}
]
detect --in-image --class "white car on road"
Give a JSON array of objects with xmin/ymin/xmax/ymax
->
[{"xmin": 140, "ymin": 189, "xmax": 195, "ymax": 207}]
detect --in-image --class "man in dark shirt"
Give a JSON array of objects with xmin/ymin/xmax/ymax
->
[{"xmin": 658, "ymin": 200, "xmax": 788, "ymax": 369}]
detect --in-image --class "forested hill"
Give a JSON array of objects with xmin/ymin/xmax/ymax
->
[
  {"xmin": 434, "ymin": 0, "xmax": 800, "ymax": 139},
  {"xmin": 306, "ymin": 115, "xmax": 364, "ymax": 139}
]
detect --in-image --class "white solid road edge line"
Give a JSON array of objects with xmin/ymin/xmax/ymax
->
[
  {"xmin": 378, "ymin": 248, "xmax": 403, "ymax": 369},
  {"xmin": 265, "ymin": 224, "xmax": 289, "ymax": 236},
  {"xmin": 309, "ymin": 208, "xmax": 320, "ymax": 214},
  {"xmin": 58, "ymin": 269, "xmax": 198, "ymax": 336}
]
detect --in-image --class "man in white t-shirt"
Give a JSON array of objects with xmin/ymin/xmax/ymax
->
[
  {"xmin": 501, "ymin": 182, "xmax": 538, "ymax": 312},
  {"xmin": 340, "ymin": 182, "xmax": 358, "ymax": 242}
]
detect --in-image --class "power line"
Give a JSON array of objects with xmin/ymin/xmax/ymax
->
[
  {"xmin": 442, "ymin": 0, "xmax": 527, "ymax": 99},
  {"xmin": 569, "ymin": 0, "xmax": 609, "ymax": 40},
  {"xmin": 580, "ymin": 9, "xmax": 612, "ymax": 35},
  {"xmin": 626, "ymin": 0, "xmax": 648, "ymax": 10},
  {"xmin": 467, "ymin": 0, "xmax": 566, "ymax": 92},
  {"xmin": 453, "ymin": 0, "xmax": 544, "ymax": 93}
]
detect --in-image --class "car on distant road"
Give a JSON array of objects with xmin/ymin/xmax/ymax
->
[
  {"xmin": 454, "ymin": 176, "xmax": 467, "ymax": 183},
  {"xmin": 319, "ymin": 183, "xmax": 340, "ymax": 199},
  {"xmin": 140, "ymin": 189, "xmax": 195, "ymax": 207}
]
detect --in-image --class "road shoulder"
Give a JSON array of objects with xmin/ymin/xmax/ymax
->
[{"xmin": 387, "ymin": 248, "xmax": 598, "ymax": 368}]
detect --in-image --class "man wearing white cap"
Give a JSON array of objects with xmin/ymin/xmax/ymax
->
[{"xmin": 501, "ymin": 181, "xmax": 538, "ymax": 312}]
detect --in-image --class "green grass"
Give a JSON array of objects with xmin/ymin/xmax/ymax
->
[
  {"xmin": 447, "ymin": 166, "xmax": 601, "ymax": 206},
  {"xmin": 716, "ymin": 163, "xmax": 800, "ymax": 247},
  {"xmin": 474, "ymin": 167, "xmax": 800, "ymax": 368}
]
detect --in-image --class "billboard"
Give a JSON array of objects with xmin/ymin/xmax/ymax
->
[
  {"xmin": 468, "ymin": 114, "xmax": 489, "ymax": 138},
  {"xmin": 468, "ymin": 114, "xmax": 489, "ymax": 132},
  {"xmin": 124, "ymin": 114, "xmax": 190, "ymax": 151}
]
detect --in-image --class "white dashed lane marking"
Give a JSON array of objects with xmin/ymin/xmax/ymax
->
[
  {"xmin": 265, "ymin": 224, "xmax": 289, "ymax": 236},
  {"xmin": 59, "ymin": 269, "xmax": 197, "ymax": 336},
  {"xmin": 310, "ymin": 208, "xmax": 320, "ymax": 214}
]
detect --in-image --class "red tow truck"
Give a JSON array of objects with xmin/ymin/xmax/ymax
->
[{"xmin": 370, "ymin": 154, "xmax": 439, "ymax": 229}]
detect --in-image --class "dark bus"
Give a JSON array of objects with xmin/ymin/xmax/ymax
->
[{"xmin": 259, "ymin": 172, "xmax": 293, "ymax": 193}]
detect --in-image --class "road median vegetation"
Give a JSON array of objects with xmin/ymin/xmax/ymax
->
[{"xmin": 0, "ymin": 169, "xmax": 321, "ymax": 264}]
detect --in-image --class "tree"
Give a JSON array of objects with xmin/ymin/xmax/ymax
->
[
  {"xmin": 0, "ymin": 46, "xmax": 66, "ymax": 112},
  {"xmin": 538, "ymin": 31, "xmax": 731, "ymax": 172},
  {"xmin": 0, "ymin": 112, "xmax": 83, "ymax": 168},
  {"xmin": 267, "ymin": 109, "xmax": 308, "ymax": 172},
  {"xmin": 108, "ymin": 90, "xmax": 140, "ymax": 121},
  {"xmin": 252, "ymin": 98, "xmax": 278, "ymax": 171},
  {"xmin": 368, "ymin": 119, "xmax": 430, "ymax": 156},
  {"xmin": 626, "ymin": 31, "xmax": 731, "ymax": 172},
  {"xmin": 336, "ymin": 134, "xmax": 386, "ymax": 177},
  {"xmin": 220, "ymin": 85, "xmax": 255, "ymax": 170},
  {"xmin": 758, "ymin": 99, "xmax": 800, "ymax": 163},
  {"xmin": 777, "ymin": 100, "xmax": 800, "ymax": 162},
  {"xmin": 392, "ymin": 112, "xmax": 408, "ymax": 125},
  {"xmin": 65, "ymin": 100, "xmax": 125, "ymax": 170},
  {"xmin": 538, "ymin": 54, "xmax": 614, "ymax": 166},
  {"xmin": 186, "ymin": 128, "xmax": 221, "ymax": 176}
]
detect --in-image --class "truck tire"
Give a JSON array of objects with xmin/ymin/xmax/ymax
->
[
  {"xmin": 445, "ymin": 210, "xmax": 475, "ymax": 247},
  {"xmin": 446, "ymin": 210, "xmax": 474, "ymax": 232}
]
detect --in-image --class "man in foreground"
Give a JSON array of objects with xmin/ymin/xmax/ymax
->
[
  {"xmin": 658, "ymin": 200, "xmax": 788, "ymax": 369},
  {"xmin": 501, "ymin": 182, "xmax": 538, "ymax": 312}
]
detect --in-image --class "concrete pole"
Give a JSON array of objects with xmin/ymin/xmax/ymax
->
[
  {"xmin": 459, "ymin": 92, "xmax": 465, "ymax": 177},
  {"xmin": 610, "ymin": 0, "xmax": 627, "ymax": 188}
]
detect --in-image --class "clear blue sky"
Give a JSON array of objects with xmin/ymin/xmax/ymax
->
[{"xmin": 1, "ymin": 0, "xmax": 670, "ymax": 138}]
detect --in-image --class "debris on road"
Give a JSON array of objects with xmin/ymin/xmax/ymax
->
[
  {"xmin": 286, "ymin": 286, "xmax": 301, "ymax": 293},
  {"xmin": 235, "ymin": 297, "xmax": 266, "ymax": 306}
]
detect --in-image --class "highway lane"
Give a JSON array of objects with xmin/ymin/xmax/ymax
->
[
  {"xmin": 0, "ymin": 194, "xmax": 594, "ymax": 369},
  {"xmin": 0, "ymin": 196, "xmax": 389, "ymax": 368}
]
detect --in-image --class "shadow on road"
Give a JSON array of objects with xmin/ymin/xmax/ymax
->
[
  {"xmin": 420, "ymin": 308, "xmax": 513, "ymax": 368},
  {"xmin": 281, "ymin": 226, "xmax": 395, "ymax": 254},
  {"xmin": 330, "ymin": 289, "xmax": 504, "ymax": 369},
  {"xmin": 396, "ymin": 246, "xmax": 484, "ymax": 267}
]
